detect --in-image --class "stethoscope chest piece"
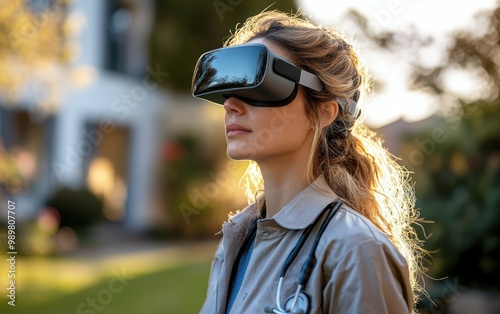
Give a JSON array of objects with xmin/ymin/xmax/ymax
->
[{"xmin": 283, "ymin": 291, "xmax": 311, "ymax": 314}]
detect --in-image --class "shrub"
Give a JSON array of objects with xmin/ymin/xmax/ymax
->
[{"xmin": 46, "ymin": 187, "xmax": 104, "ymax": 231}]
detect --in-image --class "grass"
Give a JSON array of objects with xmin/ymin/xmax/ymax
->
[
  {"xmin": 0, "ymin": 240, "xmax": 219, "ymax": 314},
  {"xmin": 0, "ymin": 261, "xmax": 212, "ymax": 314}
]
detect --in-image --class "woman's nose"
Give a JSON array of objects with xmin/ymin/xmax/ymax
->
[{"xmin": 223, "ymin": 97, "xmax": 247, "ymax": 115}]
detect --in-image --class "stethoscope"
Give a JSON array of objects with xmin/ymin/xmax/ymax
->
[{"xmin": 262, "ymin": 199, "xmax": 343, "ymax": 314}]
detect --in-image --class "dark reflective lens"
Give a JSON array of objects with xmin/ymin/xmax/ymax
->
[{"xmin": 193, "ymin": 45, "xmax": 267, "ymax": 96}]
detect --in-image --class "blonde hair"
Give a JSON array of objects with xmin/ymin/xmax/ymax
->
[{"xmin": 225, "ymin": 11, "xmax": 426, "ymax": 307}]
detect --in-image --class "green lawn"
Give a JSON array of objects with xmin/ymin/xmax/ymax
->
[
  {"xmin": 0, "ymin": 240, "xmax": 218, "ymax": 313},
  {"xmin": 0, "ymin": 261, "xmax": 212, "ymax": 314}
]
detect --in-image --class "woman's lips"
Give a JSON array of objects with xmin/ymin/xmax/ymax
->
[{"xmin": 226, "ymin": 124, "xmax": 252, "ymax": 137}]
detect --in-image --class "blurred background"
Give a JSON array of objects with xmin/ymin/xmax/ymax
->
[{"xmin": 0, "ymin": 0, "xmax": 499, "ymax": 313}]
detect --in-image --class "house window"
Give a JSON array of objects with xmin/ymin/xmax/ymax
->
[
  {"xmin": 104, "ymin": 0, "xmax": 132, "ymax": 74},
  {"xmin": 0, "ymin": 109, "xmax": 53, "ymax": 194},
  {"xmin": 103, "ymin": 0, "xmax": 152, "ymax": 78}
]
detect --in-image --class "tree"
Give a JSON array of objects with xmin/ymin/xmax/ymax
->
[
  {"xmin": 409, "ymin": 5, "xmax": 500, "ymax": 291},
  {"xmin": 350, "ymin": 2, "xmax": 500, "ymax": 304},
  {"xmin": 0, "ymin": 0, "xmax": 83, "ymax": 114}
]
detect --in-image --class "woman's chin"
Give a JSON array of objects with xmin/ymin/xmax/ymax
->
[{"xmin": 226, "ymin": 142, "xmax": 256, "ymax": 160}]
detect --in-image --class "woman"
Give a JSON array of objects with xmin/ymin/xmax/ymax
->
[{"xmin": 192, "ymin": 10, "xmax": 425, "ymax": 314}]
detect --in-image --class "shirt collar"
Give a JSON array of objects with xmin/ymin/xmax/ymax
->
[{"xmin": 272, "ymin": 175, "xmax": 338, "ymax": 230}]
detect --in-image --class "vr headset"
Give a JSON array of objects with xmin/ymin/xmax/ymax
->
[{"xmin": 192, "ymin": 43, "xmax": 359, "ymax": 116}]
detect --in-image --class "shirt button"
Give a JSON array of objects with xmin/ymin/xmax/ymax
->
[{"xmin": 261, "ymin": 230, "xmax": 270, "ymax": 237}]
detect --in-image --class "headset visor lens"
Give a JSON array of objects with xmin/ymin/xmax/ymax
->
[{"xmin": 192, "ymin": 45, "xmax": 267, "ymax": 100}]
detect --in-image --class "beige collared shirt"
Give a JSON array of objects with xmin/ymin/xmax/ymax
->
[{"xmin": 200, "ymin": 176, "xmax": 412, "ymax": 314}]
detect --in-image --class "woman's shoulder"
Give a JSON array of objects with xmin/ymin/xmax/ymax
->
[
  {"xmin": 334, "ymin": 205, "xmax": 389, "ymax": 241},
  {"xmin": 320, "ymin": 204, "xmax": 406, "ymax": 263}
]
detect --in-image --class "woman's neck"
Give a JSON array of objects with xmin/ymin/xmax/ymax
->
[{"xmin": 258, "ymin": 156, "xmax": 311, "ymax": 218}]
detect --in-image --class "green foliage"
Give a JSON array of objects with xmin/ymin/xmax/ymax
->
[
  {"xmin": 410, "ymin": 102, "xmax": 500, "ymax": 290},
  {"xmin": 0, "ymin": 0, "xmax": 82, "ymax": 113},
  {"xmin": 159, "ymin": 133, "xmax": 219, "ymax": 238},
  {"xmin": 157, "ymin": 132, "xmax": 248, "ymax": 239},
  {"xmin": 392, "ymin": 3, "xmax": 500, "ymax": 295},
  {"xmin": 149, "ymin": 0, "xmax": 297, "ymax": 92},
  {"xmin": 353, "ymin": 0, "xmax": 500, "ymax": 289},
  {"xmin": 349, "ymin": 0, "xmax": 500, "ymax": 300}
]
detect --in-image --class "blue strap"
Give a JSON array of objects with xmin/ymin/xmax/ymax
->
[{"xmin": 225, "ymin": 221, "xmax": 258, "ymax": 313}]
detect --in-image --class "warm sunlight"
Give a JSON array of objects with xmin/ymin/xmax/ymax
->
[{"xmin": 299, "ymin": 0, "xmax": 497, "ymax": 127}]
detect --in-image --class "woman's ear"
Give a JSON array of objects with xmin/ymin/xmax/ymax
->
[{"xmin": 320, "ymin": 101, "xmax": 339, "ymax": 128}]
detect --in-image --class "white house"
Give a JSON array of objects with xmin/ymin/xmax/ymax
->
[{"xmin": 2, "ymin": 0, "xmax": 170, "ymax": 232}]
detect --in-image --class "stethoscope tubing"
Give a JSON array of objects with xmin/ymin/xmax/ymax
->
[{"xmin": 273, "ymin": 199, "xmax": 343, "ymax": 313}]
